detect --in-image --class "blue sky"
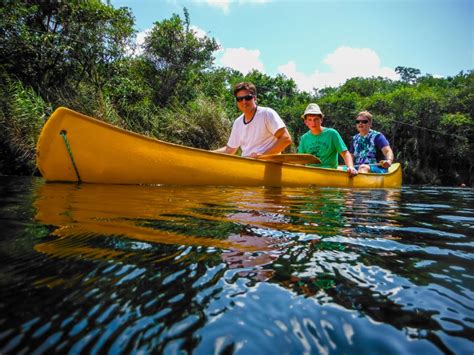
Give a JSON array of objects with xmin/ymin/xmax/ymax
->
[{"xmin": 111, "ymin": 0, "xmax": 473, "ymax": 92}]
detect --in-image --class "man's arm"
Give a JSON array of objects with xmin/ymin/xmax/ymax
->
[
  {"xmin": 340, "ymin": 150, "xmax": 358, "ymax": 177},
  {"xmin": 380, "ymin": 145, "xmax": 394, "ymax": 168},
  {"xmin": 259, "ymin": 127, "xmax": 292, "ymax": 156},
  {"xmin": 213, "ymin": 146, "xmax": 239, "ymax": 155}
]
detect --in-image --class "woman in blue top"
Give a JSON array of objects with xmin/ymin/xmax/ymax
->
[{"xmin": 350, "ymin": 111, "xmax": 394, "ymax": 173}]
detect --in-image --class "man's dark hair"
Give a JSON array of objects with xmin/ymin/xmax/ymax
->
[{"xmin": 233, "ymin": 82, "xmax": 257, "ymax": 96}]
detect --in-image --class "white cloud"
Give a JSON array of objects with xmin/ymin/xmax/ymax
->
[
  {"xmin": 220, "ymin": 47, "xmax": 265, "ymax": 74},
  {"xmin": 278, "ymin": 46, "xmax": 399, "ymax": 92},
  {"xmin": 278, "ymin": 61, "xmax": 321, "ymax": 93}
]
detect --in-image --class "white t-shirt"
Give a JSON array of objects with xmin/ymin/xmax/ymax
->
[{"xmin": 227, "ymin": 106, "xmax": 286, "ymax": 157}]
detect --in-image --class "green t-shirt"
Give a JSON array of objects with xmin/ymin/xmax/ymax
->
[{"xmin": 298, "ymin": 128, "xmax": 348, "ymax": 169}]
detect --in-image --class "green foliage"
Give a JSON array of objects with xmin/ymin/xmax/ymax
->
[
  {"xmin": 0, "ymin": 3, "xmax": 472, "ymax": 186},
  {"xmin": 440, "ymin": 112, "xmax": 473, "ymax": 127},
  {"xmin": 155, "ymin": 95, "xmax": 231, "ymax": 149},
  {"xmin": 338, "ymin": 77, "xmax": 400, "ymax": 97},
  {"xmin": 142, "ymin": 10, "xmax": 219, "ymax": 107},
  {"xmin": 0, "ymin": 0, "xmax": 135, "ymax": 98},
  {"xmin": 395, "ymin": 66, "xmax": 421, "ymax": 84},
  {"xmin": 102, "ymin": 58, "xmax": 157, "ymax": 132},
  {"xmin": 0, "ymin": 80, "xmax": 51, "ymax": 175}
]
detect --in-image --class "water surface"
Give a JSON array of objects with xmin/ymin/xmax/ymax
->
[{"xmin": 0, "ymin": 177, "xmax": 473, "ymax": 354}]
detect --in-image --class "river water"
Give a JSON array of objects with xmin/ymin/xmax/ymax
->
[{"xmin": 0, "ymin": 176, "xmax": 473, "ymax": 354}]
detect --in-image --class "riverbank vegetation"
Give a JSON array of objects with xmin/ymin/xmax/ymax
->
[{"xmin": 1, "ymin": 2, "xmax": 472, "ymax": 185}]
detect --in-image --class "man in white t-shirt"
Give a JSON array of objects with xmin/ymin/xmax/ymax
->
[{"xmin": 214, "ymin": 82, "xmax": 292, "ymax": 158}]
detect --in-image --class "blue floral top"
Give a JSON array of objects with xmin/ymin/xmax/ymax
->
[{"xmin": 350, "ymin": 130, "xmax": 389, "ymax": 165}]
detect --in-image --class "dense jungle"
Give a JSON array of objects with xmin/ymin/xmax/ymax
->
[{"xmin": 1, "ymin": 1, "xmax": 473, "ymax": 186}]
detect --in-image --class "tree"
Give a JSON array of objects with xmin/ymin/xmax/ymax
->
[
  {"xmin": 0, "ymin": 0, "xmax": 135, "ymax": 99},
  {"xmin": 0, "ymin": 0, "xmax": 135, "ymax": 174},
  {"xmin": 142, "ymin": 9, "xmax": 219, "ymax": 107},
  {"xmin": 339, "ymin": 77, "xmax": 399, "ymax": 97},
  {"xmin": 395, "ymin": 66, "xmax": 421, "ymax": 84}
]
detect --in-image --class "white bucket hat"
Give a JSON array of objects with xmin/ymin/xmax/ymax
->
[{"xmin": 301, "ymin": 103, "xmax": 324, "ymax": 119}]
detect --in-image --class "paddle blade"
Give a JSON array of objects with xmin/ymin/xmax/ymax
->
[{"xmin": 258, "ymin": 154, "xmax": 321, "ymax": 165}]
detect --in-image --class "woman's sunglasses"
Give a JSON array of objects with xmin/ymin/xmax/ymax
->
[
  {"xmin": 355, "ymin": 119, "xmax": 369, "ymax": 124},
  {"xmin": 236, "ymin": 94, "xmax": 254, "ymax": 102}
]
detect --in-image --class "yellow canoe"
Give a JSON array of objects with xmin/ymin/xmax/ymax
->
[{"xmin": 36, "ymin": 107, "xmax": 402, "ymax": 188}]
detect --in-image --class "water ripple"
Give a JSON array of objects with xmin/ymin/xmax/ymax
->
[{"xmin": 0, "ymin": 179, "xmax": 473, "ymax": 354}]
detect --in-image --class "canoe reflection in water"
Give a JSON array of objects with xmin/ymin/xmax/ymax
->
[{"xmin": 33, "ymin": 183, "xmax": 401, "ymax": 296}]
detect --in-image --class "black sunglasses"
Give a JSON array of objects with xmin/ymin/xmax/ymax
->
[
  {"xmin": 236, "ymin": 94, "xmax": 254, "ymax": 102},
  {"xmin": 355, "ymin": 119, "xmax": 369, "ymax": 124}
]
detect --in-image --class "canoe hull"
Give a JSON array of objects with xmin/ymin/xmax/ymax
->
[{"xmin": 36, "ymin": 107, "xmax": 402, "ymax": 188}]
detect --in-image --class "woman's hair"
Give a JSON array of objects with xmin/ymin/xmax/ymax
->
[{"xmin": 357, "ymin": 111, "xmax": 373, "ymax": 121}]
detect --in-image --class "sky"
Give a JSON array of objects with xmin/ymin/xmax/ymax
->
[{"xmin": 111, "ymin": 0, "xmax": 473, "ymax": 92}]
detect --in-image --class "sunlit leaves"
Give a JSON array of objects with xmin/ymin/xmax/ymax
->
[{"xmin": 141, "ymin": 12, "xmax": 219, "ymax": 106}]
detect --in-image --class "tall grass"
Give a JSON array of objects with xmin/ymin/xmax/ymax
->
[
  {"xmin": 154, "ymin": 95, "xmax": 231, "ymax": 149},
  {"xmin": 0, "ymin": 80, "xmax": 51, "ymax": 175}
]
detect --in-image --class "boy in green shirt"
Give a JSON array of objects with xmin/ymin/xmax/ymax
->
[{"xmin": 298, "ymin": 103, "xmax": 358, "ymax": 176}]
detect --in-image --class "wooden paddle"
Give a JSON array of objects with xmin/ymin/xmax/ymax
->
[{"xmin": 258, "ymin": 154, "xmax": 321, "ymax": 165}]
